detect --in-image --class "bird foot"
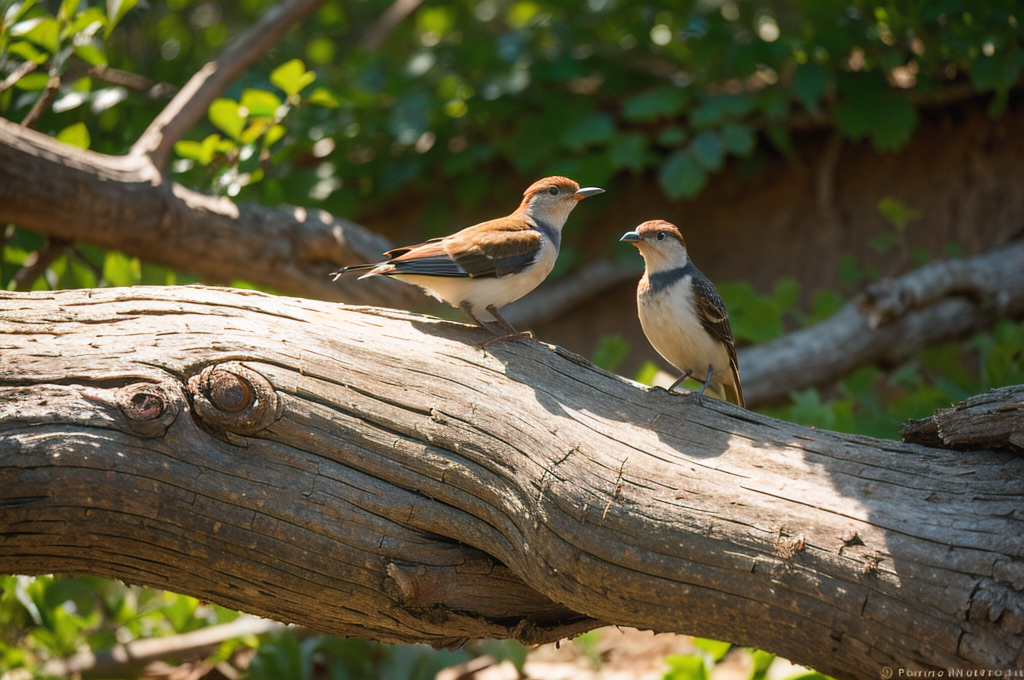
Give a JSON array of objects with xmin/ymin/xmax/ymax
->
[{"xmin": 478, "ymin": 330, "xmax": 534, "ymax": 348}]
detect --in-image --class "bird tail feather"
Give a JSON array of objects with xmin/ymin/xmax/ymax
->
[{"xmin": 329, "ymin": 262, "xmax": 380, "ymax": 281}]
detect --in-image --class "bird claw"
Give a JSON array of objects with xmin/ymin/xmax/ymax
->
[{"xmin": 478, "ymin": 330, "xmax": 534, "ymax": 348}]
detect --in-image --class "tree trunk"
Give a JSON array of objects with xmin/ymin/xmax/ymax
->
[{"xmin": 1, "ymin": 286, "xmax": 1022, "ymax": 679}]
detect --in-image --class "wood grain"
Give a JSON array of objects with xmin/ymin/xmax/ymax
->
[{"xmin": 2, "ymin": 286, "xmax": 1022, "ymax": 678}]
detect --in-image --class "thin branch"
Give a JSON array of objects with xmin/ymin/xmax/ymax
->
[
  {"xmin": 502, "ymin": 258, "xmax": 643, "ymax": 328},
  {"xmin": 740, "ymin": 239, "xmax": 1024, "ymax": 406},
  {"xmin": 129, "ymin": 0, "xmax": 327, "ymax": 168},
  {"xmin": 0, "ymin": 119, "xmax": 423, "ymax": 309},
  {"xmin": 39, "ymin": 616, "xmax": 285, "ymax": 679},
  {"xmin": 20, "ymin": 74, "xmax": 60, "ymax": 129},
  {"xmin": 360, "ymin": 0, "xmax": 425, "ymax": 50},
  {"xmin": 0, "ymin": 60, "xmax": 38, "ymax": 93},
  {"xmin": 12, "ymin": 237, "xmax": 71, "ymax": 291}
]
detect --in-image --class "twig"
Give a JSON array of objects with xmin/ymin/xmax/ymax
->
[
  {"xmin": 502, "ymin": 259, "xmax": 643, "ymax": 328},
  {"xmin": 129, "ymin": 0, "xmax": 327, "ymax": 168},
  {"xmin": 740, "ymin": 239, "xmax": 1024, "ymax": 406},
  {"xmin": 0, "ymin": 60, "xmax": 38, "ymax": 93},
  {"xmin": 20, "ymin": 74, "xmax": 60, "ymax": 129},
  {"xmin": 12, "ymin": 237, "xmax": 71, "ymax": 290},
  {"xmin": 39, "ymin": 616, "xmax": 286, "ymax": 679},
  {"xmin": 360, "ymin": 0, "xmax": 425, "ymax": 50}
]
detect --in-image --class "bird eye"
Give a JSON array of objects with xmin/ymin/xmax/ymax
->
[
  {"xmin": 657, "ymin": 232, "xmax": 666, "ymax": 241},
  {"xmin": 547, "ymin": 186, "xmax": 559, "ymax": 196}
]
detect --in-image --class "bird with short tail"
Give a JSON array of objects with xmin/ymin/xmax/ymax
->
[
  {"xmin": 621, "ymin": 220, "xmax": 744, "ymax": 407},
  {"xmin": 332, "ymin": 176, "xmax": 603, "ymax": 343}
]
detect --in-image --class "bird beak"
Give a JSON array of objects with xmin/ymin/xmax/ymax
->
[
  {"xmin": 620, "ymin": 231, "xmax": 641, "ymax": 244},
  {"xmin": 573, "ymin": 187, "xmax": 605, "ymax": 201}
]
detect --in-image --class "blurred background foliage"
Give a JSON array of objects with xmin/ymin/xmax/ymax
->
[{"xmin": 3, "ymin": 0, "xmax": 1024, "ymax": 678}]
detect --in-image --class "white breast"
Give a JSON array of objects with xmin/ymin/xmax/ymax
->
[
  {"xmin": 638, "ymin": 276, "xmax": 730, "ymax": 382},
  {"xmin": 394, "ymin": 235, "xmax": 558, "ymax": 318}
]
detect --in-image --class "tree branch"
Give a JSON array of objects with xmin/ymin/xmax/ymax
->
[
  {"xmin": 40, "ymin": 616, "xmax": 285, "ymax": 680},
  {"xmin": 360, "ymin": 0, "xmax": 425, "ymax": 50},
  {"xmin": 740, "ymin": 240, "xmax": 1024, "ymax": 406},
  {"xmin": 129, "ymin": 0, "xmax": 327, "ymax": 168},
  {"xmin": 502, "ymin": 259, "xmax": 643, "ymax": 328},
  {"xmin": 901, "ymin": 384, "xmax": 1024, "ymax": 452},
  {"xmin": 2, "ymin": 286, "xmax": 1022, "ymax": 680},
  {"xmin": 11, "ymin": 236, "xmax": 70, "ymax": 290},
  {"xmin": 0, "ymin": 118, "xmax": 425, "ymax": 309}
]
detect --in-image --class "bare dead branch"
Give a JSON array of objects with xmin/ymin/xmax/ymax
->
[
  {"xmin": 902, "ymin": 384, "xmax": 1024, "ymax": 452},
  {"xmin": 2, "ymin": 286, "xmax": 1023, "ymax": 679},
  {"xmin": 740, "ymin": 239, "xmax": 1024, "ymax": 406},
  {"xmin": 11, "ymin": 236, "xmax": 71, "ymax": 291},
  {"xmin": 20, "ymin": 74, "xmax": 60, "ymax": 129},
  {"xmin": 502, "ymin": 258, "xmax": 643, "ymax": 328},
  {"xmin": 0, "ymin": 60, "xmax": 38, "ymax": 93},
  {"xmin": 360, "ymin": 0, "xmax": 426, "ymax": 50},
  {"xmin": 40, "ymin": 616, "xmax": 285, "ymax": 680},
  {"xmin": 130, "ymin": 0, "xmax": 327, "ymax": 168},
  {"xmin": 0, "ymin": 118, "xmax": 425, "ymax": 309}
]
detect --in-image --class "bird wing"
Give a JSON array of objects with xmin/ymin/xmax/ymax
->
[
  {"xmin": 691, "ymin": 272, "xmax": 745, "ymax": 407},
  {"xmin": 444, "ymin": 219, "xmax": 543, "ymax": 278}
]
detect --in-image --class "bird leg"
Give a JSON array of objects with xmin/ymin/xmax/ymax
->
[
  {"xmin": 696, "ymin": 364, "xmax": 715, "ymax": 406},
  {"xmin": 667, "ymin": 370, "xmax": 693, "ymax": 393},
  {"xmin": 478, "ymin": 305, "xmax": 534, "ymax": 347},
  {"xmin": 458, "ymin": 303, "xmax": 533, "ymax": 347}
]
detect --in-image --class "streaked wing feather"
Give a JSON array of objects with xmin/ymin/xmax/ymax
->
[
  {"xmin": 444, "ymin": 220, "xmax": 542, "ymax": 278},
  {"xmin": 692, "ymin": 273, "xmax": 744, "ymax": 406}
]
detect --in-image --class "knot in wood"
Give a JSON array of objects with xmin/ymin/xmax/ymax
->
[
  {"xmin": 188, "ymin": 363, "xmax": 280, "ymax": 437},
  {"xmin": 115, "ymin": 383, "xmax": 178, "ymax": 437}
]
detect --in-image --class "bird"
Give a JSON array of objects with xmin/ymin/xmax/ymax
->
[
  {"xmin": 331, "ymin": 177, "xmax": 604, "ymax": 342},
  {"xmin": 620, "ymin": 220, "xmax": 744, "ymax": 407}
]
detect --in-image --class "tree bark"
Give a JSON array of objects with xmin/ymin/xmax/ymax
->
[
  {"xmin": 1, "ymin": 287, "xmax": 1022, "ymax": 679},
  {"xmin": 0, "ymin": 118, "xmax": 424, "ymax": 310}
]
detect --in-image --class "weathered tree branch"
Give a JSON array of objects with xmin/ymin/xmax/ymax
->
[
  {"xmin": 0, "ymin": 118, "xmax": 423, "ymax": 309},
  {"xmin": 40, "ymin": 616, "xmax": 285, "ymax": 680},
  {"xmin": 902, "ymin": 384, "xmax": 1024, "ymax": 452},
  {"xmin": 129, "ymin": 0, "xmax": 327, "ymax": 168},
  {"xmin": 740, "ymin": 239, "xmax": 1024, "ymax": 405},
  {"xmin": 502, "ymin": 259, "xmax": 642, "ymax": 328},
  {"xmin": 2, "ymin": 286, "xmax": 1022, "ymax": 679}
]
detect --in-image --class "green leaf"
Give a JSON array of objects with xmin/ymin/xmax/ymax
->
[
  {"xmin": 720, "ymin": 122, "xmax": 755, "ymax": 155},
  {"xmin": 239, "ymin": 88, "xmax": 281, "ymax": 117},
  {"xmin": 270, "ymin": 58, "xmax": 316, "ymax": 96},
  {"xmin": 691, "ymin": 131, "xmax": 724, "ymax": 171},
  {"xmin": 563, "ymin": 111, "xmax": 614, "ymax": 151},
  {"xmin": 659, "ymin": 149, "xmax": 707, "ymax": 200},
  {"xmin": 971, "ymin": 42, "xmax": 1024, "ymax": 92},
  {"xmin": 13, "ymin": 71, "xmax": 49, "ymax": 90},
  {"xmin": 56, "ymin": 122, "xmax": 90, "ymax": 150},
  {"xmin": 306, "ymin": 87, "xmax": 340, "ymax": 108},
  {"xmin": 66, "ymin": 7, "xmax": 108, "ymax": 38},
  {"xmin": 8, "ymin": 39, "xmax": 49, "ymax": 64},
  {"xmin": 622, "ymin": 87, "xmax": 687, "ymax": 121},
  {"xmin": 174, "ymin": 133, "xmax": 229, "ymax": 165},
  {"xmin": 102, "ymin": 251, "xmax": 140, "ymax": 286},
  {"xmin": 74, "ymin": 42, "xmax": 107, "ymax": 66},
  {"xmin": 104, "ymin": 0, "xmax": 139, "ymax": 35},
  {"xmin": 591, "ymin": 335, "xmax": 630, "ymax": 373},
  {"xmin": 608, "ymin": 132, "xmax": 649, "ymax": 171},
  {"xmin": 792, "ymin": 63, "xmax": 827, "ymax": 114},
  {"xmin": 834, "ymin": 73, "xmax": 918, "ymax": 152},
  {"xmin": 690, "ymin": 93, "xmax": 753, "ymax": 127},
  {"xmin": 663, "ymin": 654, "xmax": 707, "ymax": 680},
  {"xmin": 656, "ymin": 127, "xmax": 688, "ymax": 147},
  {"xmin": 634, "ymin": 360, "xmax": 661, "ymax": 386},
  {"xmin": 208, "ymin": 98, "xmax": 245, "ymax": 141},
  {"xmin": 877, "ymin": 197, "xmax": 920, "ymax": 230},
  {"xmin": 264, "ymin": 124, "xmax": 287, "ymax": 147},
  {"xmin": 12, "ymin": 16, "xmax": 60, "ymax": 54},
  {"xmin": 58, "ymin": 0, "xmax": 81, "ymax": 23},
  {"xmin": 772, "ymin": 277, "xmax": 799, "ymax": 312},
  {"xmin": 692, "ymin": 638, "xmax": 731, "ymax": 661}
]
